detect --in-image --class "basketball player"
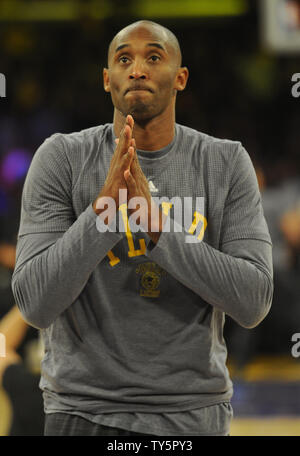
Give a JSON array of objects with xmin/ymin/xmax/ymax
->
[{"xmin": 11, "ymin": 20, "xmax": 273, "ymax": 436}]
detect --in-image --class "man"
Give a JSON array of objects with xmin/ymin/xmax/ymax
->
[{"xmin": 11, "ymin": 20, "xmax": 273, "ymax": 436}]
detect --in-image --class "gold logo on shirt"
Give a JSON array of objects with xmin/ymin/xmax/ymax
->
[{"xmin": 136, "ymin": 262, "xmax": 167, "ymax": 297}]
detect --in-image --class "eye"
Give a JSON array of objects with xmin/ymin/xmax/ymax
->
[
  {"xmin": 149, "ymin": 55, "xmax": 160, "ymax": 62},
  {"xmin": 119, "ymin": 56, "xmax": 130, "ymax": 64}
]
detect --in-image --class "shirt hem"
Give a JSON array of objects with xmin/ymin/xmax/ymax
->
[{"xmin": 44, "ymin": 404, "xmax": 232, "ymax": 436}]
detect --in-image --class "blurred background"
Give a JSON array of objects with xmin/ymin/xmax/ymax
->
[{"xmin": 0, "ymin": 0, "xmax": 300, "ymax": 436}]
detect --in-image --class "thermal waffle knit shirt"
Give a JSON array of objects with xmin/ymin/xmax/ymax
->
[{"xmin": 12, "ymin": 123, "xmax": 273, "ymax": 436}]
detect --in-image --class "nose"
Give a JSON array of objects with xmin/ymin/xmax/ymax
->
[{"xmin": 129, "ymin": 59, "xmax": 147, "ymax": 79}]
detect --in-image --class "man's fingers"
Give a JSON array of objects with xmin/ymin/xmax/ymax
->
[
  {"xmin": 130, "ymin": 138, "xmax": 142, "ymax": 173},
  {"xmin": 130, "ymin": 144, "xmax": 144, "ymax": 180},
  {"xmin": 123, "ymin": 115, "xmax": 134, "ymax": 146},
  {"xmin": 120, "ymin": 125, "xmax": 131, "ymax": 148},
  {"xmin": 124, "ymin": 169, "xmax": 136, "ymax": 192},
  {"xmin": 115, "ymin": 116, "xmax": 134, "ymax": 156},
  {"xmin": 116, "ymin": 118, "xmax": 133, "ymax": 156},
  {"xmin": 122, "ymin": 115, "xmax": 134, "ymax": 142},
  {"xmin": 123, "ymin": 146, "xmax": 134, "ymax": 171},
  {"xmin": 131, "ymin": 155, "xmax": 142, "ymax": 183},
  {"xmin": 126, "ymin": 114, "xmax": 134, "ymax": 129}
]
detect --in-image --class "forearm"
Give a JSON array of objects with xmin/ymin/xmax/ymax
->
[
  {"xmin": 12, "ymin": 204, "xmax": 122, "ymax": 329},
  {"xmin": 146, "ymin": 227, "xmax": 273, "ymax": 329}
]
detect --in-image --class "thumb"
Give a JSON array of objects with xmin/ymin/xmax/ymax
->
[{"xmin": 124, "ymin": 169, "xmax": 136, "ymax": 193}]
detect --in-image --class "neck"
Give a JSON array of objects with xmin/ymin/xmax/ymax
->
[{"xmin": 113, "ymin": 104, "xmax": 176, "ymax": 151}]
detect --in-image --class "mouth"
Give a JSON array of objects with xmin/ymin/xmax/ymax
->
[{"xmin": 125, "ymin": 87, "xmax": 153, "ymax": 95}]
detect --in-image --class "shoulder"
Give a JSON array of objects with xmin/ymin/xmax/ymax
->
[
  {"xmin": 25, "ymin": 124, "xmax": 112, "ymax": 190},
  {"xmin": 29, "ymin": 124, "xmax": 113, "ymax": 183},
  {"xmin": 36, "ymin": 123, "xmax": 112, "ymax": 161},
  {"xmin": 176, "ymin": 123, "xmax": 246, "ymax": 170}
]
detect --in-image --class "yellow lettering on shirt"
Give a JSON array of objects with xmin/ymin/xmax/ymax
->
[
  {"xmin": 119, "ymin": 203, "xmax": 146, "ymax": 257},
  {"xmin": 188, "ymin": 211, "xmax": 207, "ymax": 241}
]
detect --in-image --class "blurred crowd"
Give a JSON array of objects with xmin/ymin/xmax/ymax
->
[{"xmin": 0, "ymin": 6, "xmax": 300, "ymax": 434}]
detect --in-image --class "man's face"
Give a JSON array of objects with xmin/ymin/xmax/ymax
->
[{"xmin": 103, "ymin": 24, "xmax": 185, "ymax": 122}]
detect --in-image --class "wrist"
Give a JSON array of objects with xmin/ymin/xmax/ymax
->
[
  {"xmin": 93, "ymin": 185, "xmax": 117, "ymax": 217},
  {"xmin": 93, "ymin": 194, "xmax": 117, "ymax": 227},
  {"xmin": 148, "ymin": 231, "xmax": 161, "ymax": 244},
  {"xmin": 147, "ymin": 208, "xmax": 166, "ymax": 244}
]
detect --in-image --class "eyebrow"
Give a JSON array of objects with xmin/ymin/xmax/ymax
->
[{"xmin": 115, "ymin": 42, "xmax": 166, "ymax": 53}]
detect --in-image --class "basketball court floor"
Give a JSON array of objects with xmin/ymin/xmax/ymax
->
[{"xmin": 229, "ymin": 355, "xmax": 300, "ymax": 436}]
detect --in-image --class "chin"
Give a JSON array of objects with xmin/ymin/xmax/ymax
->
[{"xmin": 126, "ymin": 103, "xmax": 159, "ymax": 122}]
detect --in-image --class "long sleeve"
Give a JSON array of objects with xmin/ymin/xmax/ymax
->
[
  {"xmin": 146, "ymin": 145, "xmax": 273, "ymax": 329},
  {"xmin": 11, "ymin": 207, "xmax": 122, "ymax": 329},
  {"xmin": 147, "ymin": 234, "xmax": 273, "ymax": 328},
  {"xmin": 11, "ymin": 135, "xmax": 122, "ymax": 329}
]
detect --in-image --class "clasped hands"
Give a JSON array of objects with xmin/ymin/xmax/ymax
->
[{"xmin": 93, "ymin": 115, "xmax": 164, "ymax": 243}]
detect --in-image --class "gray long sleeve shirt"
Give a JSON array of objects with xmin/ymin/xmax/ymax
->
[{"xmin": 11, "ymin": 123, "xmax": 273, "ymax": 434}]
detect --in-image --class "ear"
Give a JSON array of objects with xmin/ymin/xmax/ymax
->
[
  {"xmin": 174, "ymin": 67, "xmax": 189, "ymax": 92},
  {"xmin": 103, "ymin": 68, "xmax": 110, "ymax": 92}
]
